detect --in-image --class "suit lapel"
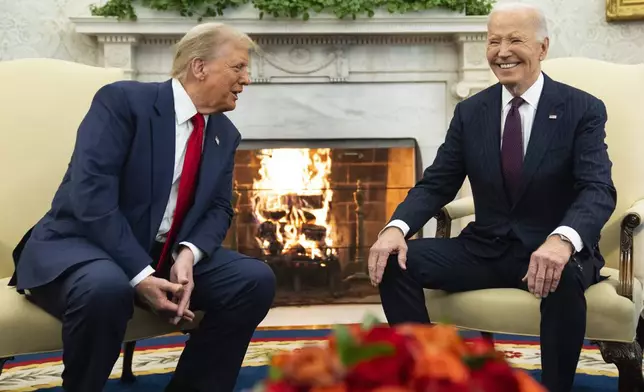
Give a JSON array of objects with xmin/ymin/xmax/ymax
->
[
  {"xmin": 480, "ymin": 84, "xmax": 511, "ymax": 210},
  {"xmin": 149, "ymin": 80, "xmax": 176, "ymax": 243},
  {"xmin": 514, "ymin": 75, "xmax": 565, "ymax": 203}
]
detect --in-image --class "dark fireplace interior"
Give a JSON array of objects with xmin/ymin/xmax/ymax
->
[{"xmin": 222, "ymin": 139, "xmax": 421, "ymax": 306}]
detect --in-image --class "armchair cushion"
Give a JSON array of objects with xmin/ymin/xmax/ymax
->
[{"xmin": 425, "ymin": 267, "xmax": 643, "ymax": 342}]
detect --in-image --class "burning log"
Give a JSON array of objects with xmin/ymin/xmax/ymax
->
[
  {"xmin": 257, "ymin": 221, "xmax": 284, "ymax": 256},
  {"xmin": 302, "ymin": 223, "xmax": 327, "ymax": 242}
]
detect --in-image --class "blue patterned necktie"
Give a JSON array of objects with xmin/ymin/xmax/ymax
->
[{"xmin": 501, "ymin": 97, "xmax": 525, "ymax": 202}]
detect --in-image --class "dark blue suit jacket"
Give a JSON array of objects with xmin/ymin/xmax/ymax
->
[
  {"xmin": 11, "ymin": 80, "xmax": 241, "ymax": 290},
  {"xmin": 390, "ymin": 74, "xmax": 616, "ymax": 269}
]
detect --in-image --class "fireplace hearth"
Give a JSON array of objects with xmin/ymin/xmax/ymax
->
[{"xmin": 222, "ymin": 139, "xmax": 421, "ymax": 306}]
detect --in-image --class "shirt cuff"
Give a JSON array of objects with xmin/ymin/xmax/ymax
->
[
  {"xmin": 551, "ymin": 226, "xmax": 584, "ymax": 253},
  {"xmin": 178, "ymin": 241, "xmax": 205, "ymax": 265},
  {"xmin": 129, "ymin": 265, "xmax": 155, "ymax": 287},
  {"xmin": 380, "ymin": 220, "xmax": 410, "ymax": 237}
]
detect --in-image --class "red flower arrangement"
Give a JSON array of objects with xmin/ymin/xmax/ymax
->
[{"xmin": 253, "ymin": 316, "xmax": 544, "ymax": 392}]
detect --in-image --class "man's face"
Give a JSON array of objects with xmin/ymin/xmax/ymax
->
[
  {"xmin": 199, "ymin": 41, "xmax": 250, "ymax": 113},
  {"xmin": 486, "ymin": 9, "xmax": 548, "ymax": 95}
]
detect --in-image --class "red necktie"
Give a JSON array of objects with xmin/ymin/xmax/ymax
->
[{"xmin": 156, "ymin": 113, "xmax": 205, "ymax": 272}]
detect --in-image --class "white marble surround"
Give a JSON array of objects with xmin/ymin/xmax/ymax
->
[{"xmin": 71, "ymin": 6, "xmax": 489, "ymax": 236}]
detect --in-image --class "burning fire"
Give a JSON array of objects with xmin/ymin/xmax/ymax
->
[{"xmin": 251, "ymin": 148, "xmax": 335, "ymax": 259}]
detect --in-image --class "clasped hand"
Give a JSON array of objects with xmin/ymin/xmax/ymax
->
[
  {"xmin": 368, "ymin": 227, "xmax": 407, "ymax": 286},
  {"xmin": 135, "ymin": 248, "xmax": 195, "ymax": 325},
  {"xmin": 523, "ymin": 236, "xmax": 574, "ymax": 298}
]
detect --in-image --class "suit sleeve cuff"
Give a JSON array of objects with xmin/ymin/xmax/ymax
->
[
  {"xmin": 551, "ymin": 226, "xmax": 584, "ymax": 253},
  {"xmin": 129, "ymin": 265, "xmax": 155, "ymax": 287},
  {"xmin": 380, "ymin": 220, "xmax": 410, "ymax": 237},
  {"xmin": 178, "ymin": 241, "xmax": 205, "ymax": 265}
]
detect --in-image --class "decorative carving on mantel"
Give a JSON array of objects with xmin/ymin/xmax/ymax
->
[
  {"xmin": 72, "ymin": 13, "xmax": 489, "ymax": 89},
  {"xmin": 97, "ymin": 35, "xmax": 139, "ymax": 79},
  {"xmin": 452, "ymin": 32, "xmax": 489, "ymax": 100}
]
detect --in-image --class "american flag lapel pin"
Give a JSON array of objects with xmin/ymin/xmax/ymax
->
[
  {"xmin": 215, "ymin": 135, "xmax": 220, "ymax": 145},
  {"xmin": 549, "ymin": 114, "xmax": 557, "ymax": 119}
]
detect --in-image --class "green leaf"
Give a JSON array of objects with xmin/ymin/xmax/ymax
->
[
  {"xmin": 360, "ymin": 313, "xmax": 382, "ymax": 330},
  {"xmin": 89, "ymin": 0, "xmax": 494, "ymax": 27},
  {"xmin": 333, "ymin": 324, "xmax": 356, "ymax": 356},
  {"xmin": 462, "ymin": 354, "xmax": 497, "ymax": 370},
  {"xmin": 269, "ymin": 364, "xmax": 283, "ymax": 380},
  {"xmin": 343, "ymin": 342, "xmax": 396, "ymax": 367}
]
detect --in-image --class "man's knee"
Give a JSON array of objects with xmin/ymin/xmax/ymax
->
[
  {"xmin": 68, "ymin": 261, "xmax": 134, "ymax": 321},
  {"xmin": 235, "ymin": 259, "xmax": 276, "ymax": 318},
  {"xmin": 546, "ymin": 262, "xmax": 587, "ymax": 302}
]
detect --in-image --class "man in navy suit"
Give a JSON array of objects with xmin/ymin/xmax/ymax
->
[
  {"xmin": 369, "ymin": 3, "xmax": 616, "ymax": 392},
  {"xmin": 10, "ymin": 23, "xmax": 275, "ymax": 392}
]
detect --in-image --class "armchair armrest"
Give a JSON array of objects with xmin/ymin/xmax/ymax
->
[
  {"xmin": 619, "ymin": 199, "xmax": 644, "ymax": 300},
  {"xmin": 434, "ymin": 196, "xmax": 474, "ymax": 239}
]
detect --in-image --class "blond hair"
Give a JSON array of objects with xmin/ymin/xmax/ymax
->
[{"xmin": 170, "ymin": 22, "xmax": 255, "ymax": 80}]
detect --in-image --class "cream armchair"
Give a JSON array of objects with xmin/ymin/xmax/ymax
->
[
  {"xmin": 0, "ymin": 59, "xmax": 199, "ymax": 381},
  {"xmin": 425, "ymin": 57, "xmax": 644, "ymax": 390}
]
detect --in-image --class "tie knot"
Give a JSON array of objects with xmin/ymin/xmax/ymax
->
[
  {"xmin": 191, "ymin": 113, "xmax": 205, "ymax": 129},
  {"xmin": 511, "ymin": 97, "xmax": 525, "ymax": 109}
]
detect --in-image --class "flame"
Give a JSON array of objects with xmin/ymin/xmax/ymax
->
[{"xmin": 251, "ymin": 148, "xmax": 335, "ymax": 259}]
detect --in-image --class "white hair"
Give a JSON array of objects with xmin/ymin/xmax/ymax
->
[{"xmin": 489, "ymin": 2, "xmax": 549, "ymax": 42}]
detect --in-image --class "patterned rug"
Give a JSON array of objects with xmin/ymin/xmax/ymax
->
[{"xmin": 0, "ymin": 327, "xmax": 621, "ymax": 391}]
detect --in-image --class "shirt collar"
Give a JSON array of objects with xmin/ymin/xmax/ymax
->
[
  {"xmin": 171, "ymin": 78, "xmax": 199, "ymax": 125},
  {"xmin": 501, "ymin": 72, "xmax": 544, "ymax": 111}
]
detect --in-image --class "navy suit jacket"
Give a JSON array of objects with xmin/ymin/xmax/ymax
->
[
  {"xmin": 10, "ymin": 80, "xmax": 241, "ymax": 290},
  {"xmin": 390, "ymin": 74, "xmax": 616, "ymax": 269}
]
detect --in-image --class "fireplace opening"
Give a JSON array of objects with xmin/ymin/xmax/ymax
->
[{"xmin": 224, "ymin": 138, "xmax": 421, "ymax": 306}]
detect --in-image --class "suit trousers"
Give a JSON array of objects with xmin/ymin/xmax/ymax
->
[
  {"xmin": 378, "ymin": 237, "xmax": 597, "ymax": 392},
  {"xmin": 27, "ymin": 246, "xmax": 276, "ymax": 392}
]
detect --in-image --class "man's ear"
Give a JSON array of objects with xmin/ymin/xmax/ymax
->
[
  {"xmin": 540, "ymin": 37, "xmax": 550, "ymax": 61},
  {"xmin": 190, "ymin": 58, "xmax": 207, "ymax": 80}
]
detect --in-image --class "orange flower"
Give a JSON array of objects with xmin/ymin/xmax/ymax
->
[
  {"xmin": 269, "ymin": 351, "xmax": 291, "ymax": 368},
  {"xmin": 514, "ymin": 370, "xmax": 547, "ymax": 392},
  {"xmin": 310, "ymin": 383, "xmax": 347, "ymax": 392},
  {"xmin": 397, "ymin": 323, "xmax": 468, "ymax": 356},
  {"xmin": 280, "ymin": 345, "xmax": 344, "ymax": 387},
  {"xmin": 410, "ymin": 344, "xmax": 469, "ymax": 385}
]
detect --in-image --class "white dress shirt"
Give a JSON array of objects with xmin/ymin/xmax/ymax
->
[
  {"xmin": 129, "ymin": 78, "xmax": 209, "ymax": 287},
  {"xmin": 384, "ymin": 72, "xmax": 583, "ymax": 253}
]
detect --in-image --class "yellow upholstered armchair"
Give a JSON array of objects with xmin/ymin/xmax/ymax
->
[
  {"xmin": 425, "ymin": 57, "xmax": 644, "ymax": 390},
  {"xmin": 0, "ymin": 59, "xmax": 199, "ymax": 381}
]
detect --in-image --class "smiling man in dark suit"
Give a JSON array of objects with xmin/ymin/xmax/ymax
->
[
  {"xmin": 10, "ymin": 22, "xmax": 275, "ymax": 392},
  {"xmin": 368, "ymin": 3, "xmax": 616, "ymax": 392}
]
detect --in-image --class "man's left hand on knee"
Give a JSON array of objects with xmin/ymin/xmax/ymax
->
[{"xmin": 524, "ymin": 236, "xmax": 575, "ymax": 298}]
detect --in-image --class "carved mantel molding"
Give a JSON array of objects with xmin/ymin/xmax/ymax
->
[{"xmin": 71, "ymin": 6, "xmax": 489, "ymax": 99}]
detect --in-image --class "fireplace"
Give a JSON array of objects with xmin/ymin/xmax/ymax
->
[{"xmin": 222, "ymin": 139, "xmax": 421, "ymax": 306}]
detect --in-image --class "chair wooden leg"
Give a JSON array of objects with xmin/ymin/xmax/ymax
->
[
  {"xmin": 596, "ymin": 340, "xmax": 644, "ymax": 392},
  {"xmin": 0, "ymin": 357, "xmax": 13, "ymax": 376},
  {"xmin": 121, "ymin": 341, "xmax": 137, "ymax": 384}
]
